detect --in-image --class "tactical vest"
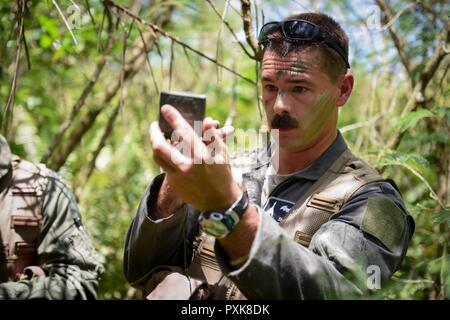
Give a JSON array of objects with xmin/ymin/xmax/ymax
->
[
  {"xmin": 0, "ymin": 157, "xmax": 47, "ymax": 282},
  {"xmin": 186, "ymin": 149, "xmax": 385, "ymax": 299}
]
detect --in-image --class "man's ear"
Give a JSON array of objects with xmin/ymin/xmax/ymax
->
[{"xmin": 336, "ymin": 72, "xmax": 354, "ymax": 107}]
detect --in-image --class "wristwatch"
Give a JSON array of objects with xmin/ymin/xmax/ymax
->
[{"xmin": 198, "ymin": 192, "xmax": 249, "ymax": 239}]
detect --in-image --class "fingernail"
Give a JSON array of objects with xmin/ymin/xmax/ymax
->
[{"xmin": 161, "ymin": 104, "xmax": 171, "ymax": 113}]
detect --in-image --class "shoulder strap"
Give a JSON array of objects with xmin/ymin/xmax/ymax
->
[
  {"xmin": 280, "ymin": 149, "xmax": 352, "ymax": 224},
  {"xmin": 281, "ymin": 150, "xmax": 385, "ymax": 246},
  {"xmin": 0, "ymin": 157, "xmax": 48, "ymax": 282}
]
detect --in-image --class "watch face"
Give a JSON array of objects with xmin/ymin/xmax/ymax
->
[{"xmin": 200, "ymin": 212, "xmax": 229, "ymax": 238}]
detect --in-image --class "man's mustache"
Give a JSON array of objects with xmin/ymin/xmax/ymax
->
[{"xmin": 271, "ymin": 114, "xmax": 299, "ymax": 129}]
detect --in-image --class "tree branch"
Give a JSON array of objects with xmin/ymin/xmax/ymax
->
[
  {"xmin": 48, "ymin": 61, "xmax": 137, "ymax": 170},
  {"xmin": 75, "ymin": 93, "xmax": 124, "ymax": 198},
  {"xmin": 22, "ymin": 26, "xmax": 31, "ymax": 70},
  {"xmin": 225, "ymin": 60, "xmax": 238, "ymax": 126},
  {"xmin": 41, "ymin": 7, "xmax": 115, "ymax": 164},
  {"xmin": 205, "ymin": 0, "xmax": 255, "ymax": 59},
  {"xmin": 103, "ymin": 0, "xmax": 256, "ymax": 84},
  {"xmin": 376, "ymin": 0, "xmax": 413, "ymax": 84},
  {"xmin": 387, "ymin": 19, "xmax": 449, "ymax": 151},
  {"xmin": 413, "ymin": 1, "xmax": 444, "ymax": 24},
  {"xmin": 47, "ymin": 6, "xmax": 173, "ymax": 170},
  {"xmin": 75, "ymin": 14, "xmax": 138, "ymax": 191},
  {"xmin": 84, "ymin": 0, "xmax": 97, "ymax": 28},
  {"xmin": 137, "ymin": 24, "xmax": 159, "ymax": 94},
  {"xmin": 240, "ymin": 0, "xmax": 262, "ymax": 61},
  {"xmin": 119, "ymin": 20, "xmax": 134, "ymax": 117},
  {"xmin": 418, "ymin": 20, "xmax": 450, "ymax": 92},
  {"xmin": 2, "ymin": 0, "xmax": 25, "ymax": 140},
  {"xmin": 169, "ymin": 39, "xmax": 174, "ymax": 91},
  {"xmin": 52, "ymin": 0, "xmax": 78, "ymax": 45}
]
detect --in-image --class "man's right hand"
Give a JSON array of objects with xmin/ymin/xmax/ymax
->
[{"xmin": 150, "ymin": 116, "xmax": 234, "ymax": 220}]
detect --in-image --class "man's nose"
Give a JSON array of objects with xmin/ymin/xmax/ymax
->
[{"xmin": 273, "ymin": 91, "xmax": 290, "ymax": 114}]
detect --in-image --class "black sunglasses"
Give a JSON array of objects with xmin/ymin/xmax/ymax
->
[{"xmin": 258, "ymin": 19, "xmax": 350, "ymax": 69}]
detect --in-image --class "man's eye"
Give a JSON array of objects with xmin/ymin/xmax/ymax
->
[
  {"xmin": 292, "ymin": 86, "xmax": 307, "ymax": 93},
  {"xmin": 264, "ymin": 85, "xmax": 278, "ymax": 92}
]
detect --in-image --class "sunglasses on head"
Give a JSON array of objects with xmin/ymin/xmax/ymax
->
[{"xmin": 258, "ymin": 19, "xmax": 350, "ymax": 69}]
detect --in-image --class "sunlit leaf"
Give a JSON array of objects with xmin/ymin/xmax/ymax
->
[{"xmin": 396, "ymin": 109, "xmax": 435, "ymax": 133}]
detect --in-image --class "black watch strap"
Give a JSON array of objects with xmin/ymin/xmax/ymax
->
[
  {"xmin": 199, "ymin": 192, "xmax": 249, "ymax": 238},
  {"xmin": 229, "ymin": 191, "xmax": 249, "ymax": 218}
]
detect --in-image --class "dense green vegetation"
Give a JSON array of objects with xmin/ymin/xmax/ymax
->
[{"xmin": 1, "ymin": 0, "xmax": 448, "ymax": 299}]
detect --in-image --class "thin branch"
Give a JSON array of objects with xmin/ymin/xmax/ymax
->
[
  {"xmin": 41, "ymin": 9, "xmax": 115, "ymax": 164},
  {"xmin": 52, "ymin": 0, "xmax": 78, "ymax": 45},
  {"xmin": 22, "ymin": 27, "xmax": 31, "ymax": 70},
  {"xmin": 2, "ymin": 0, "xmax": 25, "ymax": 139},
  {"xmin": 438, "ymin": 61, "xmax": 449, "ymax": 90},
  {"xmin": 376, "ymin": 0, "xmax": 413, "ymax": 84},
  {"xmin": 205, "ymin": 0, "xmax": 255, "ymax": 59},
  {"xmin": 228, "ymin": 1, "xmax": 243, "ymax": 18},
  {"xmin": 387, "ymin": 20, "xmax": 449, "ymax": 151},
  {"xmin": 182, "ymin": 46, "xmax": 198, "ymax": 81},
  {"xmin": 391, "ymin": 277, "xmax": 434, "ymax": 285},
  {"xmin": 137, "ymin": 24, "xmax": 159, "ymax": 94},
  {"xmin": 240, "ymin": 0, "xmax": 262, "ymax": 61},
  {"xmin": 253, "ymin": 0, "xmax": 260, "ymax": 38},
  {"xmin": 48, "ymin": 66, "xmax": 135, "ymax": 170},
  {"xmin": 69, "ymin": 0, "xmax": 80, "ymax": 8},
  {"xmin": 225, "ymin": 60, "xmax": 238, "ymax": 127},
  {"xmin": 340, "ymin": 113, "xmax": 383, "ymax": 133},
  {"xmin": 418, "ymin": 21, "xmax": 450, "ymax": 91},
  {"xmin": 75, "ymin": 91, "xmax": 125, "ymax": 198},
  {"xmin": 47, "ymin": 6, "xmax": 174, "ymax": 170},
  {"xmin": 214, "ymin": 0, "xmax": 229, "ymax": 82},
  {"xmin": 120, "ymin": 20, "xmax": 134, "ymax": 117},
  {"xmin": 255, "ymin": 59, "xmax": 263, "ymax": 121},
  {"xmin": 103, "ymin": 0, "xmax": 256, "ymax": 85},
  {"xmin": 387, "ymin": 161, "xmax": 444, "ymax": 208},
  {"xmin": 153, "ymin": 37, "xmax": 164, "ymax": 78},
  {"xmin": 169, "ymin": 39, "xmax": 174, "ymax": 91},
  {"xmin": 413, "ymin": 1, "xmax": 444, "ymax": 24},
  {"xmin": 84, "ymin": 0, "xmax": 97, "ymax": 28},
  {"xmin": 97, "ymin": 6, "xmax": 106, "ymax": 52}
]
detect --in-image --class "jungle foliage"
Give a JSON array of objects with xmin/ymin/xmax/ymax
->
[{"xmin": 0, "ymin": 0, "xmax": 448, "ymax": 299}]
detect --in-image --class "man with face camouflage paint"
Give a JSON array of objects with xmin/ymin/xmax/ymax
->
[{"xmin": 124, "ymin": 13, "xmax": 415, "ymax": 299}]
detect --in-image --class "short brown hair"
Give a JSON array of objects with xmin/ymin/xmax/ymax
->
[{"xmin": 262, "ymin": 13, "xmax": 349, "ymax": 81}]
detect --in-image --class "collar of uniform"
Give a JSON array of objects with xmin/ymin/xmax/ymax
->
[
  {"xmin": 244, "ymin": 130, "xmax": 347, "ymax": 179},
  {"xmin": 280, "ymin": 130, "xmax": 348, "ymax": 182}
]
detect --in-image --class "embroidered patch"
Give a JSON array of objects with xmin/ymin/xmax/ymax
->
[
  {"xmin": 361, "ymin": 196, "xmax": 406, "ymax": 253},
  {"xmin": 263, "ymin": 196, "xmax": 295, "ymax": 223}
]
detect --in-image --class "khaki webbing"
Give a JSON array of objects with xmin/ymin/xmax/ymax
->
[
  {"xmin": 0, "ymin": 157, "xmax": 46, "ymax": 282},
  {"xmin": 282, "ymin": 150, "xmax": 385, "ymax": 246}
]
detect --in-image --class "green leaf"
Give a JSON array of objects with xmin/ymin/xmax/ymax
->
[
  {"xmin": 434, "ymin": 106, "xmax": 450, "ymax": 121},
  {"xmin": 396, "ymin": 109, "xmax": 435, "ymax": 133},
  {"xmin": 39, "ymin": 34, "xmax": 53, "ymax": 49},
  {"xmin": 408, "ymin": 153, "xmax": 430, "ymax": 168},
  {"xmin": 37, "ymin": 15, "xmax": 58, "ymax": 38},
  {"xmin": 434, "ymin": 207, "xmax": 450, "ymax": 226},
  {"xmin": 383, "ymin": 150, "xmax": 430, "ymax": 168}
]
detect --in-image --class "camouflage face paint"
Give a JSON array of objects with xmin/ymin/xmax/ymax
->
[
  {"xmin": 288, "ymin": 61, "xmax": 308, "ymax": 74},
  {"xmin": 276, "ymin": 70, "xmax": 285, "ymax": 77},
  {"xmin": 288, "ymin": 89, "xmax": 337, "ymax": 149}
]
